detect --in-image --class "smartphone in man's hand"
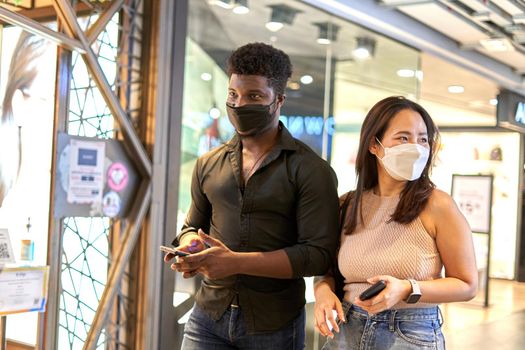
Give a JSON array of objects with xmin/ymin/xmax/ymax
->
[
  {"xmin": 359, "ymin": 280, "xmax": 386, "ymax": 301},
  {"xmin": 160, "ymin": 245, "xmax": 190, "ymax": 257}
]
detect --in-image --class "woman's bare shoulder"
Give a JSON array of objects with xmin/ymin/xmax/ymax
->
[{"xmin": 426, "ymin": 188, "xmax": 457, "ymax": 213}]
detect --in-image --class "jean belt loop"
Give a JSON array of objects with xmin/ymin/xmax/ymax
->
[
  {"xmin": 437, "ymin": 306, "xmax": 444, "ymax": 327},
  {"xmin": 388, "ymin": 310, "xmax": 397, "ymax": 332},
  {"xmin": 231, "ymin": 293, "xmax": 239, "ymax": 308}
]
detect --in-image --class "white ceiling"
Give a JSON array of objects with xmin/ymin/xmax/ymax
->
[
  {"xmin": 379, "ymin": 0, "xmax": 525, "ymax": 73},
  {"xmin": 199, "ymin": 0, "xmax": 499, "ymax": 124}
]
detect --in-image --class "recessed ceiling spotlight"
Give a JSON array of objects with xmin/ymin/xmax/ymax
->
[
  {"xmin": 288, "ymin": 82, "xmax": 300, "ymax": 90},
  {"xmin": 232, "ymin": 0, "xmax": 249, "ymax": 14},
  {"xmin": 209, "ymin": 107, "xmax": 221, "ymax": 119},
  {"xmin": 489, "ymin": 98, "xmax": 498, "ymax": 106},
  {"xmin": 265, "ymin": 22, "xmax": 284, "ymax": 32},
  {"xmin": 201, "ymin": 72, "xmax": 212, "ymax": 81},
  {"xmin": 397, "ymin": 69, "xmax": 415, "ymax": 78},
  {"xmin": 314, "ymin": 22, "xmax": 340, "ymax": 45},
  {"xmin": 352, "ymin": 37, "xmax": 376, "ymax": 60},
  {"xmin": 300, "ymin": 75, "xmax": 313, "ymax": 84},
  {"xmin": 448, "ymin": 85, "xmax": 464, "ymax": 94},
  {"xmin": 266, "ymin": 4, "xmax": 301, "ymax": 32},
  {"xmin": 479, "ymin": 38, "xmax": 514, "ymax": 52}
]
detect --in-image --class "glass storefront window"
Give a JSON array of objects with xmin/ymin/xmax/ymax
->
[
  {"xmin": 181, "ymin": 0, "xmax": 421, "ymax": 219},
  {"xmin": 432, "ymin": 131, "xmax": 521, "ymax": 280},
  {"xmin": 0, "ymin": 26, "xmax": 57, "ymax": 345},
  {"xmin": 179, "ymin": 1, "xmax": 420, "ymax": 348}
]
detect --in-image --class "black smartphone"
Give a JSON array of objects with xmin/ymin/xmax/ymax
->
[
  {"xmin": 160, "ymin": 245, "xmax": 190, "ymax": 257},
  {"xmin": 359, "ymin": 280, "xmax": 386, "ymax": 301}
]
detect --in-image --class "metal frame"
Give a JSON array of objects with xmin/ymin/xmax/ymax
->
[
  {"xmin": 48, "ymin": 1, "xmax": 152, "ymax": 349},
  {"xmin": 0, "ymin": 1, "xmax": 153, "ymax": 349},
  {"xmin": 40, "ymin": 27, "xmax": 72, "ymax": 350},
  {"xmin": 156, "ymin": 1, "xmax": 189, "ymax": 349}
]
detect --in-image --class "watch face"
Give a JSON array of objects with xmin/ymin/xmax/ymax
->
[{"xmin": 406, "ymin": 293, "xmax": 421, "ymax": 304}]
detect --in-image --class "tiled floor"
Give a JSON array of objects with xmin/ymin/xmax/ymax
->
[{"xmin": 442, "ymin": 279, "xmax": 525, "ymax": 350}]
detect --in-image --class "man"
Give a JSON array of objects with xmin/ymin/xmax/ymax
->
[{"xmin": 165, "ymin": 42, "xmax": 339, "ymax": 349}]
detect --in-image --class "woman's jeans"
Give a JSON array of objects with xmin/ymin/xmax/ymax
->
[
  {"xmin": 323, "ymin": 301, "xmax": 445, "ymax": 350},
  {"xmin": 181, "ymin": 302, "xmax": 306, "ymax": 349}
]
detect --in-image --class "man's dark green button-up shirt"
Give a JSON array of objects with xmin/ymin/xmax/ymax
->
[{"xmin": 174, "ymin": 124, "xmax": 339, "ymax": 334}]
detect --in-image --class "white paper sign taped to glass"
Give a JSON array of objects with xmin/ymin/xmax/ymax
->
[
  {"xmin": 67, "ymin": 139, "xmax": 105, "ymax": 204},
  {"xmin": 0, "ymin": 228, "xmax": 15, "ymax": 264},
  {"xmin": 0, "ymin": 266, "xmax": 49, "ymax": 315}
]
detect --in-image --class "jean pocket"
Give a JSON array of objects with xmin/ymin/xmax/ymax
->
[{"xmin": 395, "ymin": 319, "xmax": 437, "ymax": 347}]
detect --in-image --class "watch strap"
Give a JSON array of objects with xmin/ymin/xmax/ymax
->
[{"xmin": 405, "ymin": 279, "xmax": 422, "ymax": 303}]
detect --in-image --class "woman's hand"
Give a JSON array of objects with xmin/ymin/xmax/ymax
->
[
  {"xmin": 314, "ymin": 281, "xmax": 345, "ymax": 339},
  {"xmin": 353, "ymin": 275, "xmax": 411, "ymax": 315}
]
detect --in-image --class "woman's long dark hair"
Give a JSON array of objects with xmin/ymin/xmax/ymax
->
[{"xmin": 343, "ymin": 96, "xmax": 440, "ymax": 235}]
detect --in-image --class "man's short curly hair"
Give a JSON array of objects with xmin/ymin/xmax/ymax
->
[{"xmin": 227, "ymin": 42, "xmax": 292, "ymax": 96}]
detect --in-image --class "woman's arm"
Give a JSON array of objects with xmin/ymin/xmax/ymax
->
[
  {"xmin": 417, "ymin": 189, "xmax": 478, "ymax": 302},
  {"xmin": 354, "ymin": 189, "xmax": 478, "ymax": 314},
  {"xmin": 313, "ymin": 274, "xmax": 344, "ymax": 339}
]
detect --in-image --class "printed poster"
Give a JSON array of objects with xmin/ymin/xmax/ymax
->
[
  {"xmin": 0, "ymin": 266, "xmax": 49, "ymax": 315},
  {"xmin": 67, "ymin": 139, "xmax": 105, "ymax": 204}
]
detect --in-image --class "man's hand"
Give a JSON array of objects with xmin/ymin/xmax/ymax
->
[
  {"xmin": 172, "ymin": 229, "xmax": 240, "ymax": 279},
  {"xmin": 163, "ymin": 231, "xmax": 207, "ymax": 278}
]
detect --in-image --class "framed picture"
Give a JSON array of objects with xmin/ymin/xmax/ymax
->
[{"xmin": 451, "ymin": 174, "xmax": 493, "ymax": 234}]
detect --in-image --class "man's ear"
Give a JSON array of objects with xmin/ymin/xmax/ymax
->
[{"xmin": 277, "ymin": 94, "xmax": 286, "ymax": 106}]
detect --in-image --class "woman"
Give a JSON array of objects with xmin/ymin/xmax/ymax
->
[
  {"xmin": 0, "ymin": 31, "xmax": 47, "ymax": 207},
  {"xmin": 314, "ymin": 96, "xmax": 477, "ymax": 349}
]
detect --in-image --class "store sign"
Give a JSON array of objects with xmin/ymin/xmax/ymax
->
[
  {"xmin": 279, "ymin": 115, "xmax": 335, "ymax": 158},
  {"xmin": 279, "ymin": 115, "xmax": 335, "ymax": 136}
]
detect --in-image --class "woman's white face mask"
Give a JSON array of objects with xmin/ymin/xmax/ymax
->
[{"xmin": 376, "ymin": 138, "xmax": 430, "ymax": 181}]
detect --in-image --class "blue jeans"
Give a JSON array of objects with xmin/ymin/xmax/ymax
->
[
  {"xmin": 323, "ymin": 302, "xmax": 445, "ymax": 350},
  {"xmin": 181, "ymin": 303, "xmax": 306, "ymax": 349}
]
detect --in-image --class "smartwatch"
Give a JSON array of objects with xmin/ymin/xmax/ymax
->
[{"xmin": 405, "ymin": 279, "xmax": 422, "ymax": 304}]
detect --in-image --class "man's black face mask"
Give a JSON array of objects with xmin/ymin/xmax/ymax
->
[{"xmin": 226, "ymin": 99, "xmax": 277, "ymax": 137}]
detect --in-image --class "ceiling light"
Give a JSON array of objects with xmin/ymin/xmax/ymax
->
[
  {"xmin": 265, "ymin": 22, "xmax": 284, "ymax": 32},
  {"xmin": 479, "ymin": 38, "xmax": 514, "ymax": 52},
  {"xmin": 489, "ymin": 98, "xmax": 498, "ymax": 106},
  {"xmin": 397, "ymin": 69, "xmax": 415, "ymax": 78},
  {"xmin": 448, "ymin": 85, "xmax": 464, "ymax": 94},
  {"xmin": 415, "ymin": 70, "xmax": 424, "ymax": 81},
  {"xmin": 208, "ymin": 0, "xmax": 233, "ymax": 9},
  {"xmin": 300, "ymin": 75, "xmax": 313, "ymax": 84},
  {"xmin": 200, "ymin": 72, "xmax": 212, "ymax": 81},
  {"xmin": 352, "ymin": 37, "xmax": 376, "ymax": 60},
  {"xmin": 266, "ymin": 4, "xmax": 301, "ymax": 32},
  {"xmin": 314, "ymin": 22, "xmax": 340, "ymax": 45},
  {"xmin": 232, "ymin": 0, "xmax": 249, "ymax": 15},
  {"xmin": 209, "ymin": 107, "xmax": 221, "ymax": 119},
  {"xmin": 288, "ymin": 81, "xmax": 300, "ymax": 90}
]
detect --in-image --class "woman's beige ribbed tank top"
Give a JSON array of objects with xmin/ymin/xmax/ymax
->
[{"xmin": 338, "ymin": 191, "xmax": 442, "ymax": 309}]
